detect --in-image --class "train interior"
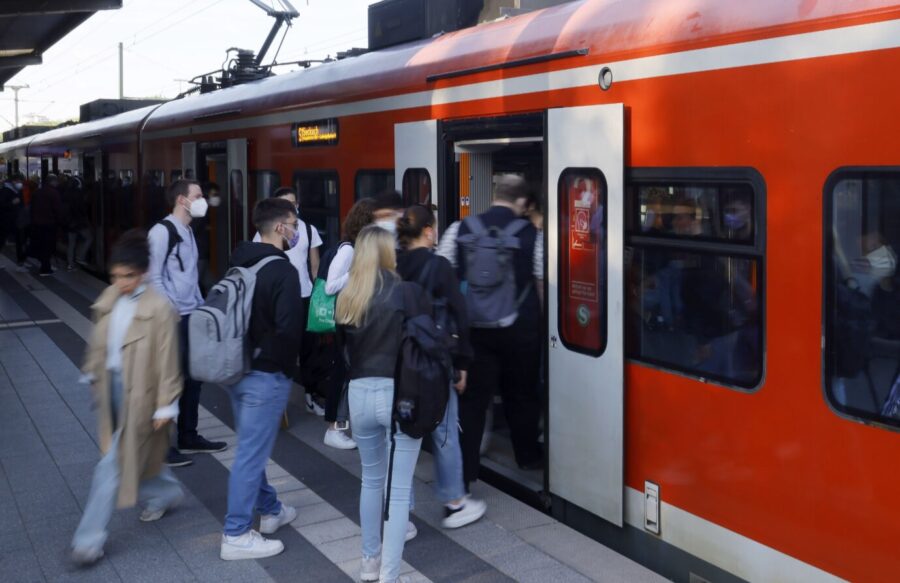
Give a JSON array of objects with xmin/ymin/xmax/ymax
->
[{"xmin": 441, "ymin": 114, "xmax": 549, "ymax": 495}]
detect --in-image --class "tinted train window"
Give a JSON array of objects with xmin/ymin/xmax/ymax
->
[
  {"xmin": 251, "ymin": 170, "xmax": 281, "ymax": 200},
  {"xmin": 355, "ymin": 170, "xmax": 394, "ymax": 201},
  {"xmin": 625, "ymin": 171, "xmax": 764, "ymax": 388},
  {"xmin": 294, "ymin": 170, "xmax": 339, "ymax": 247},
  {"xmin": 825, "ymin": 170, "xmax": 900, "ymax": 429},
  {"xmin": 558, "ymin": 169, "xmax": 607, "ymax": 356},
  {"xmin": 402, "ymin": 168, "xmax": 431, "ymax": 207}
]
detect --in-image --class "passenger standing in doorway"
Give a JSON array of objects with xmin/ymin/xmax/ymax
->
[
  {"xmin": 30, "ymin": 173, "xmax": 63, "ymax": 276},
  {"xmin": 147, "ymin": 179, "xmax": 226, "ymax": 467},
  {"xmin": 194, "ymin": 182, "xmax": 218, "ymax": 293},
  {"xmin": 252, "ymin": 186, "xmax": 322, "ymax": 403},
  {"xmin": 319, "ymin": 198, "xmax": 376, "ymax": 449},
  {"xmin": 337, "ymin": 225, "xmax": 429, "ymax": 583},
  {"xmin": 372, "ymin": 190, "xmax": 403, "ymax": 240},
  {"xmin": 396, "ymin": 205, "xmax": 487, "ymax": 529},
  {"xmin": 71, "ymin": 230, "xmax": 184, "ymax": 565},
  {"xmin": 220, "ymin": 197, "xmax": 304, "ymax": 560},
  {"xmin": 456, "ymin": 175, "xmax": 544, "ymax": 489},
  {"xmin": 62, "ymin": 176, "xmax": 93, "ymax": 270}
]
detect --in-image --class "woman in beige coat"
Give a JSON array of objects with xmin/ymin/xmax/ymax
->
[{"xmin": 71, "ymin": 230, "xmax": 184, "ymax": 565}]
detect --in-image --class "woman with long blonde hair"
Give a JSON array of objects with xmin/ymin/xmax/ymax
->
[{"xmin": 336, "ymin": 225, "xmax": 428, "ymax": 583}]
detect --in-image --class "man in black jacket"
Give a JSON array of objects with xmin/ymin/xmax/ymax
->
[
  {"xmin": 220, "ymin": 197, "xmax": 303, "ymax": 561},
  {"xmin": 0, "ymin": 174, "xmax": 24, "ymax": 251},
  {"xmin": 31, "ymin": 174, "xmax": 63, "ymax": 275}
]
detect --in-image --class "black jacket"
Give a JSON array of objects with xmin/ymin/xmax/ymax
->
[
  {"xmin": 338, "ymin": 270, "xmax": 429, "ymax": 380},
  {"xmin": 230, "ymin": 241, "xmax": 303, "ymax": 377},
  {"xmin": 31, "ymin": 185, "xmax": 62, "ymax": 227},
  {"xmin": 397, "ymin": 247, "xmax": 473, "ymax": 370},
  {"xmin": 0, "ymin": 184, "xmax": 19, "ymax": 228}
]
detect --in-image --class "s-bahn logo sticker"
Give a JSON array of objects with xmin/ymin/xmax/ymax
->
[
  {"xmin": 292, "ymin": 118, "xmax": 339, "ymax": 147},
  {"xmin": 576, "ymin": 304, "xmax": 591, "ymax": 327}
]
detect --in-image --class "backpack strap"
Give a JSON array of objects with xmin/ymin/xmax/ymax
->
[
  {"xmin": 304, "ymin": 220, "xmax": 314, "ymax": 280},
  {"xmin": 503, "ymin": 218, "xmax": 530, "ymax": 238},
  {"xmin": 247, "ymin": 255, "xmax": 285, "ymax": 275},
  {"xmin": 463, "ymin": 215, "xmax": 486, "ymax": 237},
  {"xmin": 384, "ymin": 422, "xmax": 398, "ymax": 521},
  {"xmin": 415, "ymin": 255, "xmax": 437, "ymax": 296},
  {"xmin": 158, "ymin": 219, "xmax": 184, "ymax": 280}
]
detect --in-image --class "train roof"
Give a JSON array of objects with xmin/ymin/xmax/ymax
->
[
  {"xmin": 0, "ymin": 135, "xmax": 34, "ymax": 156},
  {"xmin": 27, "ymin": 104, "xmax": 161, "ymax": 156},
  {"xmin": 141, "ymin": 0, "xmax": 900, "ymax": 134}
]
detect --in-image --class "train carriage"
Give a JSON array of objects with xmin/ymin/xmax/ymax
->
[{"xmin": 4, "ymin": 1, "xmax": 900, "ymax": 580}]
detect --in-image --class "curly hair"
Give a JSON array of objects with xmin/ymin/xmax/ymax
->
[{"xmin": 341, "ymin": 198, "xmax": 376, "ymax": 244}]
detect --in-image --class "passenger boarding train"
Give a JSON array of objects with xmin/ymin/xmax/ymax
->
[{"xmin": 3, "ymin": 1, "xmax": 899, "ymax": 580}]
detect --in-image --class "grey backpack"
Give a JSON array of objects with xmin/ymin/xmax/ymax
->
[
  {"xmin": 458, "ymin": 216, "xmax": 530, "ymax": 328},
  {"xmin": 189, "ymin": 256, "xmax": 284, "ymax": 385}
]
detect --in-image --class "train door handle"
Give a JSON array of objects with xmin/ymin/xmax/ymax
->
[{"xmin": 550, "ymin": 335, "xmax": 558, "ymax": 348}]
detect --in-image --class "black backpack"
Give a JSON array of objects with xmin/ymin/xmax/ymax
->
[
  {"xmin": 415, "ymin": 255, "xmax": 458, "ymax": 353},
  {"xmin": 384, "ymin": 283, "xmax": 452, "ymax": 520},
  {"xmin": 157, "ymin": 219, "xmax": 184, "ymax": 273}
]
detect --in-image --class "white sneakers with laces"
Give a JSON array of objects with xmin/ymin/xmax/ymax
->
[
  {"xmin": 324, "ymin": 427, "xmax": 357, "ymax": 450},
  {"xmin": 305, "ymin": 393, "xmax": 325, "ymax": 416},
  {"xmin": 442, "ymin": 496, "xmax": 487, "ymax": 529},
  {"xmin": 360, "ymin": 554, "xmax": 381, "ymax": 582},
  {"xmin": 405, "ymin": 520, "xmax": 417, "ymax": 541},
  {"xmin": 259, "ymin": 504, "xmax": 297, "ymax": 535},
  {"xmin": 220, "ymin": 529, "xmax": 284, "ymax": 560}
]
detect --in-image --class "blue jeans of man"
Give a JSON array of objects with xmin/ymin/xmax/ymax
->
[
  {"xmin": 411, "ymin": 385, "xmax": 465, "ymax": 507},
  {"xmin": 72, "ymin": 372, "xmax": 182, "ymax": 553},
  {"xmin": 349, "ymin": 377, "xmax": 422, "ymax": 583},
  {"xmin": 224, "ymin": 370, "xmax": 291, "ymax": 536}
]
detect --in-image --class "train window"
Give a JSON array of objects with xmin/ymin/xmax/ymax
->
[
  {"xmin": 625, "ymin": 170, "xmax": 765, "ymax": 389},
  {"xmin": 558, "ymin": 169, "xmax": 607, "ymax": 356},
  {"xmin": 294, "ymin": 170, "xmax": 340, "ymax": 247},
  {"xmin": 355, "ymin": 169, "xmax": 394, "ymax": 201},
  {"xmin": 825, "ymin": 169, "xmax": 900, "ymax": 429},
  {"xmin": 251, "ymin": 170, "xmax": 281, "ymax": 199},
  {"xmin": 171, "ymin": 169, "xmax": 182, "ymax": 182},
  {"xmin": 401, "ymin": 168, "xmax": 431, "ymax": 207}
]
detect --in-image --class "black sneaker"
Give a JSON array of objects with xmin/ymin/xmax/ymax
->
[
  {"xmin": 166, "ymin": 448, "xmax": 193, "ymax": 467},
  {"xmin": 179, "ymin": 435, "xmax": 227, "ymax": 454}
]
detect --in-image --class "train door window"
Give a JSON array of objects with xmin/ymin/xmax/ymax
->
[
  {"xmin": 558, "ymin": 169, "xmax": 608, "ymax": 356},
  {"xmin": 625, "ymin": 169, "xmax": 765, "ymax": 389},
  {"xmin": 401, "ymin": 168, "xmax": 431, "ymax": 207},
  {"xmin": 145, "ymin": 170, "xmax": 167, "ymax": 223},
  {"xmin": 171, "ymin": 169, "xmax": 182, "ymax": 182},
  {"xmin": 230, "ymin": 169, "xmax": 246, "ymax": 245},
  {"xmin": 825, "ymin": 169, "xmax": 900, "ymax": 428},
  {"xmin": 356, "ymin": 169, "xmax": 394, "ymax": 201},
  {"xmin": 294, "ymin": 170, "xmax": 339, "ymax": 247},
  {"xmin": 251, "ymin": 170, "xmax": 281, "ymax": 200}
]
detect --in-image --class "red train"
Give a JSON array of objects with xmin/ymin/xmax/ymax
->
[{"xmin": 3, "ymin": 1, "xmax": 899, "ymax": 580}]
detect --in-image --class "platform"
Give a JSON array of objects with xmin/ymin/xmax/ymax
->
[{"xmin": 0, "ymin": 253, "xmax": 666, "ymax": 583}]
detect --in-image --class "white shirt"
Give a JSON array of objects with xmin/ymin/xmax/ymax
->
[
  {"xmin": 253, "ymin": 218, "xmax": 322, "ymax": 298},
  {"xmin": 106, "ymin": 286, "xmax": 144, "ymax": 372},
  {"xmin": 436, "ymin": 220, "xmax": 461, "ymax": 268},
  {"xmin": 325, "ymin": 243, "xmax": 353, "ymax": 295},
  {"xmin": 147, "ymin": 215, "xmax": 203, "ymax": 315}
]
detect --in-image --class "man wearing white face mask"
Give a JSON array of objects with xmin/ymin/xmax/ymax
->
[{"xmin": 148, "ymin": 180, "xmax": 226, "ymax": 467}]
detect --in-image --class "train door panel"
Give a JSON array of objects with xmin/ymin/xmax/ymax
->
[
  {"xmin": 395, "ymin": 120, "xmax": 438, "ymax": 219},
  {"xmin": 181, "ymin": 142, "xmax": 197, "ymax": 180},
  {"xmin": 547, "ymin": 104, "xmax": 624, "ymax": 526}
]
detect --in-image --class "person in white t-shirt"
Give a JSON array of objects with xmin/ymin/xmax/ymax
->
[{"xmin": 252, "ymin": 187, "xmax": 323, "ymax": 406}]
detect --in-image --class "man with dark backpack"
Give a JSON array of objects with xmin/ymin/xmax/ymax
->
[
  {"xmin": 148, "ymin": 179, "xmax": 225, "ymax": 467},
  {"xmin": 219, "ymin": 197, "xmax": 304, "ymax": 560},
  {"xmin": 455, "ymin": 174, "xmax": 544, "ymax": 490}
]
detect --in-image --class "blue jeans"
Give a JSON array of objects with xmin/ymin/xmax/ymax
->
[
  {"xmin": 349, "ymin": 377, "xmax": 422, "ymax": 583},
  {"xmin": 72, "ymin": 430, "xmax": 182, "ymax": 552},
  {"xmin": 428, "ymin": 385, "xmax": 465, "ymax": 503},
  {"xmin": 224, "ymin": 370, "xmax": 291, "ymax": 536}
]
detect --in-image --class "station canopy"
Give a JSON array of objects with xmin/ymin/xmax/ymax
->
[{"xmin": 0, "ymin": 1, "xmax": 122, "ymax": 90}]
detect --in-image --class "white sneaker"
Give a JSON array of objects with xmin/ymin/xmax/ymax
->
[
  {"xmin": 442, "ymin": 497, "xmax": 487, "ymax": 529},
  {"xmin": 220, "ymin": 530, "xmax": 284, "ymax": 560},
  {"xmin": 305, "ymin": 393, "xmax": 325, "ymax": 416},
  {"xmin": 71, "ymin": 546, "xmax": 104, "ymax": 565},
  {"xmin": 324, "ymin": 428, "xmax": 357, "ymax": 450},
  {"xmin": 259, "ymin": 504, "xmax": 297, "ymax": 534},
  {"xmin": 360, "ymin": 554, "xmax": 381, "ymax": 581},
  {"xmin": 405, "ymin": 520, "xmax": 417, "ymax": 542}
]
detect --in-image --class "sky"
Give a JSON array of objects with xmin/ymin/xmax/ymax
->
[{"xmin": 0, "ymin": 0, "xmax": 379, "ymax": 130}]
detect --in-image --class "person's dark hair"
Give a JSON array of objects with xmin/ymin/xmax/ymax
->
[
  {"xmin": 166, "ymin": 179, "xmax": 200, "ymax": 208},
  {"xmin": 397, "ymin": 204, "xmax": 435, "ymax": 250},
  {"xmin": 493, "ymin": 174, "xmax": 528, "ymax": 204},
  {"xmin": 372, "ymin": 190, "xmax": 402, "ymax": 211},
  {"xmin": 253, "ymin": 197, "xmax": 295, "ymax": 235},
  {"xmin": 342, "ymin": 198, "xmax": 376, "ymax": 244},
  {"xmin": 273, "ymin": 186, "xmax": 297, "ymax": 199},
  {"xmin": 109, "ymin": 229, "xmax": 150, "ymax": 272}
]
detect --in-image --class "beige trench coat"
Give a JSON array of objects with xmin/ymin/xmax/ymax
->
[{"xmin": 83, "ymin": 285, "xmax": 183, "ymax": 508}]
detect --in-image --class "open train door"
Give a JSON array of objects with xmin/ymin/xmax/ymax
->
[
  {"xmin": 226, "ymin": 138, "xmax": 249, "ymax": 251},
  {"xmin": 547, "ymin": 104, "xmax": 624, "ymax": 526},
  {"xmin": 394, "ymin": 120, "xmax": 437, "ymax": 219},
  {"xmin": 181, "ymin": 142, "xmax": 197, "ymax": 180}
]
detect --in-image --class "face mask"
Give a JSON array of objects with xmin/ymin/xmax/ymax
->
[
  {"xmin": 295, "ymin": 206, "xmax": 301, "ymax": 216},
  {"xmin": 187, "ymin": 197, "xmax": 208, "ymax": 218},
  {"xmin": 284, "ymin": 225, "xmax": 300, "ymax": 250},
  {"xmin": 376, "ymin": 219, "xmax": 397, "ymax": 236},
  {"xmin": 867, "ymin": 245, "xmax": 897, "ymax": 279},
  {"xmin": 208, "ymin": 196, "xmax": 222, "ymax": 208},
  {"xmin": 724, "ymin": 212, "xmax": 747, "ymax": 230}
]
